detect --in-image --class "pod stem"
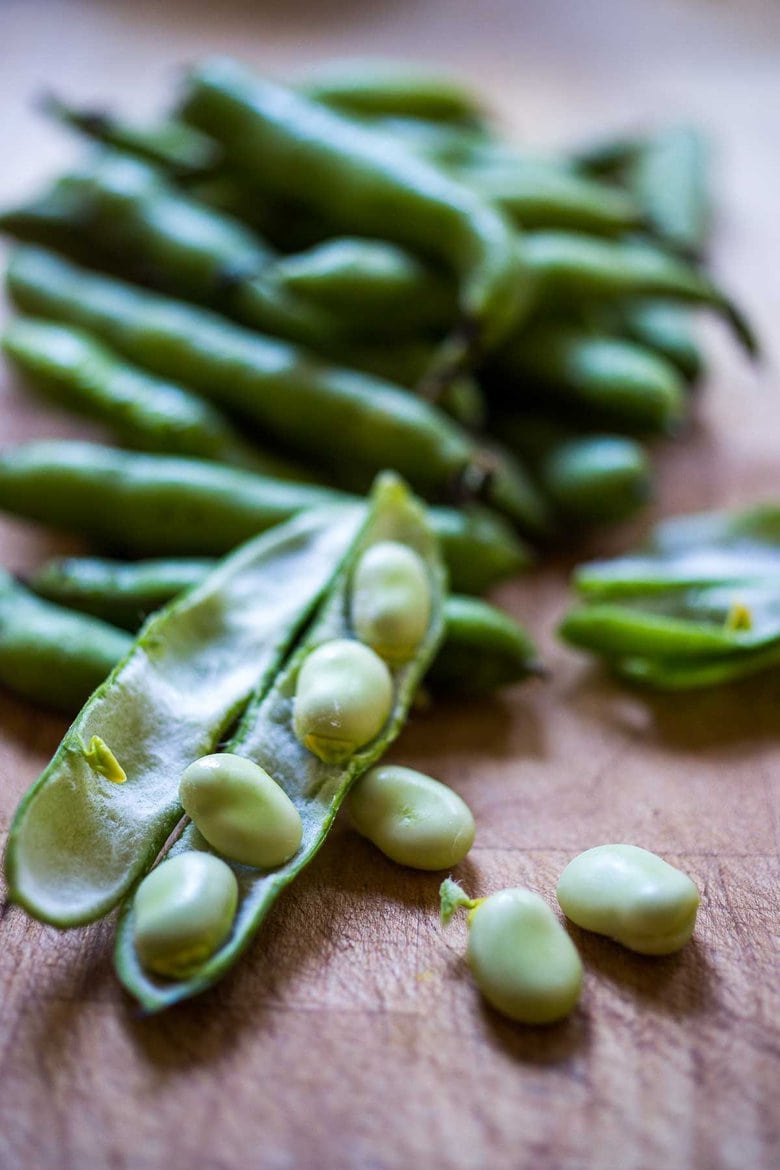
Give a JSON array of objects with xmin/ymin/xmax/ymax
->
[
  {"xmin": 416, "ymin": 318, "xmax": 479, "ymax": 405},
  {"xmin": 449, "ymin": 449, "xmax": 499, "ymax": 506},
  {"xmin": 439, "ymin": 877, "xmax": 484, "ymax": 926}
]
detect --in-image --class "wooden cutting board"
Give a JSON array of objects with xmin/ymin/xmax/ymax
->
[{"xmin": 1, "ymin": 3, "xmax": 778, "ymax": 1168}]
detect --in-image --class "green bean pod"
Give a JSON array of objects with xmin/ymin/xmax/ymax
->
[
  {"xmin": 29, "ymin": 556, "xmax": 214, "ymax": 631},
  {"xmin": 4, "ymin": 506, "xmax": 363, "ymax": 926},
  {"xmin": 559, "ymin": 598, "xmax": 774, "ymax": 661},
  {"xmin": 51, "ymin": 152, "xmax": 273, "ymax": 295},
  {"xmin": 12, "ymin": 185, "xmax": 466, "ymax": 399},
  {"xmin": 0, "ymin": 440, "xmax": 349, "ymax": 557},
  {"xmin": 493, "ymin": 325, "xmax": 687, "ymax": 434},
  {"xmin": 461, "ymin": 157, "xmax": 642, "ymax": 236},
  {"xmin": 354, "ymin": 117, "xmax": 642, "ymax": 237},
  {"xmin": 0, "ymin": 570, "xmax": 131, "ymax": 713},
  {"xmin": 0, "ymin": 158, "xmax": 349, "ymax": 356},
  {"xmin": 42, "ymin": 93, "xmax": 221, "ymax": 176},
  {"xmin": 177, "ymin": 58, "xmax": 529, "ymax": 361},
  {"xmin": 573, "ymin": 505, "xmax": 780, "ymax": 597},
  {"xmin": 25, "ymin": 555, "xmax": 540, "ymax": 697},
  {"xmin": 523, "ymin": 231, "xmax": 755, "ymax": 355},
  {"xmin": 0, "ymin": 441, "xmax": 531, "ymax": 593},
  {"xmin": 7, "ymin": 248, "xmax": 548, "ymax": 532},
  {"xmin": 300, "ymin": 61, "xmax": 488, "ymax": 127},
  {"xmin": 616, "ymin": 299, "xmax": 704, "ymax": 384},
  {"xmin": 114, "ymin": 472, "xmax": 447, "ymax": 1011},
  {"xmin": 425, "ymin": 595, "xmax": 541, "ymax": 695},
  {"xmin": 0, "ymin": 167, "xmax": 449, "ymax": 374},
  {"xmin": 499, "ymin": 414, "xmax": 652, "ymax": 524},
  {"xmin": 626, "ymin": 125, "xmax": 710, "ymax": 259},
  {"xmin": 2, "ymin": 317, "xmax": 312, "ymax": 480},
  {"xmin": 28, "ymin": 556, "xmax": 212, "ymax": 630},
  {"xmin": 563, "ymin": 510, "xmax": 780, "ymax": 688},
  {"xmin": 613, "ymin": 642, "xmax": 780, "ymax": 690},
  {"xmin": 270, "ymin": 237, "xmax": 456, "ymax": 334}
]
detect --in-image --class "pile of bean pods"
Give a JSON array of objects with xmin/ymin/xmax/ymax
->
[
  {"xmin": 560, "ymin": 504, "xmax": 780, "ymax": 688},
  {"xmin": 0, "ymin": 60, "xmax": 758, "ymax": 1015},
  {"xmin": 0, "ymin": 57, "xmax": 756, "ymax": 580}
]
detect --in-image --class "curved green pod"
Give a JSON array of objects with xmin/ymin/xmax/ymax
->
[
  {"xmin": 523, "ymin": 231, "xmax": 756, "ymax": 355},
  {"xmin": 462, "ymin": 157, "xmax": 642, "ymax": 236},
  {"xmin": 425, "ymin": 594, "xmax": 541, "ymax": 695},
  {"xmin": 573, "ymin": 505, "xmax": 780, "ymax": 597},
  {"xmin": 4, "ymin": 506, "xmax": 363, "ymax": 926},
  {"xmin": 300, "ymin": 61, "xmax": 487, "ymax": 126},
  {"xmin": 7, "ymin": 248, "xmax": 549, "ymax": 533},
  {"xmin": 0, "ymin": 441, "xmax": 349, "ymax": 558},
  {"xmin": 48, "ymin": 152, "xmax": 272, "ymax": 298},
  {"xmin": 626, "ymin": 125, "xmax": 710, "ymax": 259},
  {"xmin": 0, "ymin": 441, "xmax": 531, "ymax": 593},
  {"xmin": 0, "ymin": 570, "xmax": 131, "ymax": 713},
  {"xmin": 177, "ymin": 58, "xmax": 529, "ymax": 359},
  {"xmin": 114, "ymin": 473, "xmax": 447, "ymax": 1011},
  {"xmin": 2, "ymin": 318, "xmax": 312, "ymax": 480},
  {"xmin": 42, "ymin": 93, "xmax": 221, "ymax": 176},
  {"xmin": 616, "ymin": 299, "xmax": 703, "ymax": 384},
  {"xmin": 270, "ymin": 237, "xmax": 456, "ymax": 334},
  {"xmin": 499, "ymin": 415, "xmax": 652, "ymax": 524},
  {"xmin": 558, "ymin": 596, "xmax": 779, "ymax": 661},
  {"xmin": 613, "ymin": 641, "xmax": 780, "ymax": 690},
  {"xmin": 494, "ymin": 325, "xmax": 686, "ymax": 434}
]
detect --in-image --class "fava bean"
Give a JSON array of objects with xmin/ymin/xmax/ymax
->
[
  {"xmin": 179, "ymin": 753, "xmax": 302, "ymax": 868},
  {"xmin": 133, "ymin": 852, "xmax": 238, "ymax": 979},
  {"xmin": 351, "ymin": 541, "xmax": 432, "ymax": 664},
  {"xmin": 293, "ymin": 639, "xmax": 394, "ymax": 763},
  {"xmin": 440, "ymin": 880, "xmax": 583, "ymax": 1024},
  {"xmin": 556, "ymin": 844, "xmax": 700, "ymax": 955},
  {"xmin": 348, "ymin": 764, "xmax": 475, "ymax": 870}
]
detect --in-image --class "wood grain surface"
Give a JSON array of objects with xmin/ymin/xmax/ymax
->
[{"xmin": 1, "ymin": 2, "xmax": 778, "ymax": 1168}]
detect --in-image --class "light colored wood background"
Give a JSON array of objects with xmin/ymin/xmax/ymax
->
[{"xmin": 1, "ymin": 2, "xmax": 778, "ymax": 1168}]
